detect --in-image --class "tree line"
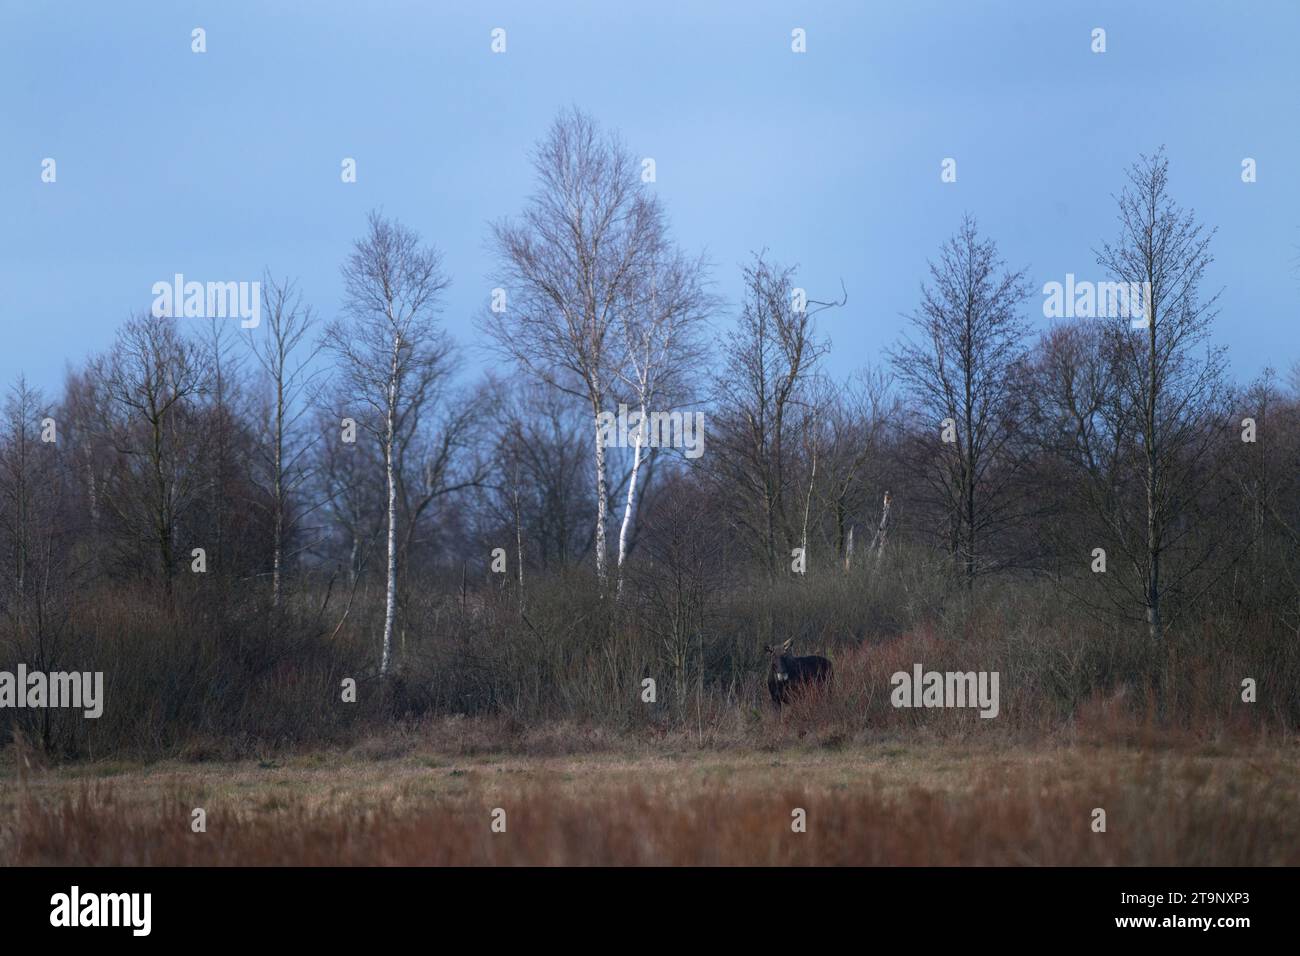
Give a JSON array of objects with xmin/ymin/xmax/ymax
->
[{"xmin": 3, "ymin": 109, "xmax": 1298, "ymax": 704}]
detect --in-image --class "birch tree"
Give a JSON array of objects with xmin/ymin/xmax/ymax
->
[
  {"xmin": 484, "ymin": 107, "xmax": 665, "ymax": 591},
  {"xmin": 325, "ymin": 212, "xmax": 451, "ymax": 676},
  {"xmin": 613, "ymin": 249, "xmax": 713, "ymax": 594}
]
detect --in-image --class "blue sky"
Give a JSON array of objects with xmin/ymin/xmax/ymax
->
[{"xmin": 2, "ymin": 0, "xmax": 1297, "ymax": 395}]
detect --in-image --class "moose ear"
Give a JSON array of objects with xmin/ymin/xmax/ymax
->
[
  {"xmin": 762, "ymin": 645, "xmax": 772, "ymax": 655},
  {"xmin": 781, "ymin": 639, "xmax": 794, "ymax": 651}
]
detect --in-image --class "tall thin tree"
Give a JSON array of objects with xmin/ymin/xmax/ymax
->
[
  {"xmin": 250, "ymin": 272, "xmax": 321, "ymax": 607},
  {"xmin": 1095, "ymin": 148, "xmax": 1225, "ymax": 640},
  {"xmin": 888, "ymin": 215, "xmax": 1033, "ymax": 582},
  {"xmin": 325, "ymin": 212, "xmax": 451, "ymax": 675}
]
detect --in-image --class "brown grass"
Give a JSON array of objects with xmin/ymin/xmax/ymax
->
[{"xmin": 3, "ymin": 732, "xmax": 1296, "ymax": 865}]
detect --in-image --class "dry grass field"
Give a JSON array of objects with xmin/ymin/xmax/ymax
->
[{"xmin": 3, "ymin": 722, "xmax": 1297, "ymax": 866}]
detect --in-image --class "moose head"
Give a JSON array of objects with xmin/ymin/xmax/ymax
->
[{"xmin": 763, "ymin": 638, "xmax": 796, "ymax": 684}]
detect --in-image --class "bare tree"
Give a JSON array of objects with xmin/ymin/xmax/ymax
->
[
  {"xmin": 313, "ymin": 394, "xmax": 384, "ymax": 587},
  {"xmin": 888, "ymin": 215, "xmax": 1033, "ymax": 583},
  {"xmin": 480, "ymin": 380, "xmax": 592, "ymax": 574},
  {"xmin": 630, "ymin": 472, "xmax": 726, "ymax": 719},
  {"xmin": 197, "ymin": 315, "xmax": 254, "ymax": 585},
  {"xmin": 0, "ymin": 378, "xmax": 79, "ymax": 751},
  {"xmin": 325, "ymin": 211, "xmax": 452, "ymax": 676},
  {"xmin": 91, "ymin": 312, "xmax": 205, "ymax": 593},
  {"xmin": 711, "ymin": 253, "xmax": 833, "ymax": 577},
  {"xmin": 0, "ymin": 378, "xmax": 44, "ymax": 607},
  {"xmin": 249, "ymin": 273, "xmax": 321, "ymax": 606},
  {"xmin": 1028, "ymin": 320, "xmax": 1131, "ymax": 595},
  {"xmin": 1240, "ymin": 370, "xmax": 1300, "ymax": 634},
  {"xmin": 1095, "ymin": 148, "xmax": 1225, "ymax": 641},
  {"xmin": 484, "ymin": 107, "xmax": 665, "ymax": 591},
  {"xmin": 807, "ymin": 366, "xmax": 897, "ymax": 569}
]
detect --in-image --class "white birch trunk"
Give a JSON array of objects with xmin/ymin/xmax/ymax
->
[
  {"xmin": 615, "ymin": 405, "xmax": 647, "ymax": 597},
  {"xmin": 592, "ymin": 403, "xmax": 609, "ymax": 589},
  {"xmin": 382, "ymin": 423, "xmax": 397, "ymax": 675},
  {"xmin": 800, "ymin": 451, "xmax": 817, "ymax": 575},
  {"xmin": 872, "ymin": 492, "xmax": 892, "ymax": 563},
  {"xmin": 381, "ymin": 336, "xmax": 400, "ymax": 676}
]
